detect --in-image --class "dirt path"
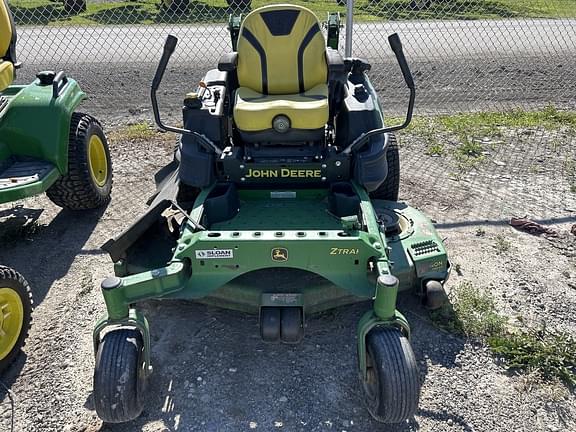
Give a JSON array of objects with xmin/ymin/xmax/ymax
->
[{"xmin": 0, "ymin": 123, "xmax": 574, "ymax": 431}]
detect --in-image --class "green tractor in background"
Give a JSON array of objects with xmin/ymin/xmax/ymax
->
[{"xmin": 0, "ymin": 0, "xmax": 113, "ymax": 372}]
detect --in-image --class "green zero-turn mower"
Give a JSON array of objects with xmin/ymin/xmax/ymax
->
[
  {"xmin": 92, "ymin": 4, "xmax": 449, "ymax": 424},
  {"xmin": 0, "ymin": 0, "xmax": 113, "ymax": 372}
]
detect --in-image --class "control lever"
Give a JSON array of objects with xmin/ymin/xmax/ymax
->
[
  {"xmin": 150, "ymin": 35, "xmax": 222, "ymax": 155},
  {"xmin": 342, "ymin": 33, "xmax": 415, "ymax": 155}
]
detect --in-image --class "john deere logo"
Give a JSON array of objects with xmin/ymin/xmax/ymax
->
[{"xmin": 272, "ymin": 247, "xmax": 288, "ymax": 262}]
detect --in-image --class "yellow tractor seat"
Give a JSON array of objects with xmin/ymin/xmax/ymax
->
[
  {"xmin": 0, "ymin": 0, "xmax": 17, "ymax": 92},
  {"xmin": 234, "ymin": 83, "xmax": 329, "ymax": 133},
  {"xmin": 230, "ymin": 4, "xmax": 330, "ymax": 142},
  {"xmin": 0, "ymin": 60, "xmax": 13, "ymax": 91}
]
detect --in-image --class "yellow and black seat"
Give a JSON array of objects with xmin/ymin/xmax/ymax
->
[
  {"xmin": 222, "ymin": 4, "xmax": 336, "ymax": 143},
  {"xmin": 0, "ymin": 0, "xmax": 16, "ymax": 92}
]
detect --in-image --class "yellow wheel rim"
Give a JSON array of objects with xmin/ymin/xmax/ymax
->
[
  {"xmin": 88, "ymin": 135, "xmax": 108, "ymax": 187},
  {"xmin": 0, "ymin": 287, "xmax": 24, "ymax": 361}
]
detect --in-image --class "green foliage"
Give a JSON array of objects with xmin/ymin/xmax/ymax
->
[
  {"xmin": 109, "ymin": 122, "xmax": 156, "ymax": 141},
  {"xmin": 432, "ymin": 281, "xmax": 576, "ymax": 386},
  {"xmin": 493, "ymin": 234, "xmax": 511, "ymax": 254},
  {"xmin": 426, "ymin": 142, "xmax": 445, "ymax": 156},
  {"xmin": 404, "ymin": 106, "xmax": 576, "ymax": 174},
  {"xmin": 489, "ymin": 328, "xmax": 576, "ymax": 386},
  {"xmin": 430, "ymin": 281, "xmax": 506, "ymax": 338},
  {"xmin": 8, "ymin": 0, "xmax": 576, "ymax": 26}
]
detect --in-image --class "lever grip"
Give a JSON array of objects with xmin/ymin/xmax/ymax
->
[
  {"xmin": 388, "ymin": 33, "xmax": 414, "ymax": 89},
  {"xmin": 152, "ymin": 35, "xmax": 178, "ymax": 91}
]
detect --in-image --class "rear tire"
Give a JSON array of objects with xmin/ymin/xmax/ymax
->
[
  {"xmin": 362, "ymin": 327, "xmax": 420, "ymax": 423},
  {"xmin": 0, "ymin": 266, "xmax": 32, "ymax": 373},
  {"xmin": 369, "ymin": 134, "xmax": 400, "ymax": 201},
  {"xmin": 47, "ymin": 113, "xmax": 113, "ymax": 210},
  {"xmin": 93, "ymin": 329, "xmax": 145, "ymax": 423}
]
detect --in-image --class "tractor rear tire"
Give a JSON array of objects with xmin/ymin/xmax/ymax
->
[
  {"xmin": 362, "ymin": 327, "xmax": 420, "ymax": 423},
  {"xmin": 0, "ymin": 266, "xmax": 32, "ymax": 373},
  {"xmin": 93, "ymin": 329, "xmax": 145, "ymax": 423},
  {"xmin": 47, "ymin": 113, "xmax": 113, "ymax": 210},
  {"xmin": 369, "ymin": 134, "xmax": 400, "ymax": 201}
]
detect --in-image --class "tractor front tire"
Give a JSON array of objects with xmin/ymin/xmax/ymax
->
[
  {"xmin": 47, "ymin": 113, "xmax": 113, "ymax": 210},
  {"xmin": 0, "ymin": 266, "xmax": 32, "ymax": 373},
  {"xmin": 93, "ymin": 329, "xmax": 145, "ymax": 423},
  {"xmin": 369, "ymin": 134, "xmax": 400, "ymax": 201},
  {"xmin": 362, "ymin": 327, "xmax": 420, "ymax": 423}
]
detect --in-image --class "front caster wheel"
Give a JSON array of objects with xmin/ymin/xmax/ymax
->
[
  {"xmin": 93, "ymin": 329, "xmax": 145, "ymax": 423},
  {"xmin": 362, "ymin": 327, "xmax": 420, "ymax": 423}
]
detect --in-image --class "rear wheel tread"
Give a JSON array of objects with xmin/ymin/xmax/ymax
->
[
  {"xmin": 46, "ymin": 112, "xmax": 113, "ymax": 210},
  {"xmin": 369, "ymin": 134, "xmax": 400, "ymax": 201},
  {"xmin": 0, "ymin": 266, "xmax": 33, "ymax": 372}
]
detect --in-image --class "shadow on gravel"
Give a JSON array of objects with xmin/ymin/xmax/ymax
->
[
  {"xmin": 0, "ymin": 205, "xmax": 107, "ymax": 311},
  {"xmin": 88, "ymin": 294, "xmax": 465, "ymax": 431}
]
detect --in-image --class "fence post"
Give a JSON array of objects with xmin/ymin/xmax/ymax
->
[{"xmin": 345, "ymin": 0, "xmax": 355, "ymax": 57}]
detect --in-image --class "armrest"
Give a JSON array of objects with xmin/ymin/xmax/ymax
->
[
  {"xmin": 326, "ymin": 48, "xmax": 346, "ymax": 83},
  {"xmin": 218, "ymin": 52, "xmax": 238, "ymax": 72}
]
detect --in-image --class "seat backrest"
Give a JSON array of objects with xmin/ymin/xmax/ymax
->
[
  {"xmin": 237, "ymin": 4, "xmax": 327, "ymax": 95},
  {"xmin": 0, "ymin": 0, "xmax": 16, "ymax": 62}
]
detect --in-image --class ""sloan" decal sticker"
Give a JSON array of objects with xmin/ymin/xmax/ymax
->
[{"xmin": 195, "ymin": 249, "xmax": 233, "ymax": 259}]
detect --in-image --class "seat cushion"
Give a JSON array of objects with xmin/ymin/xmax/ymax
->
[
  {"xmin": 0, "ymin": 60, "xmax": 13, "ymax": 92},
  {"xmin": 234, "ymin": 83, "xmax": 329, "ymax": 132},
  {"xmin": 0, "ymin": 0, "xmax": 14, "ymax": 59}
]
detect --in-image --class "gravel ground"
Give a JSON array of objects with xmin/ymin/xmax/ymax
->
[{"xmin": 0, "ymin": 119, "xmax": 575, "ymax": 432}]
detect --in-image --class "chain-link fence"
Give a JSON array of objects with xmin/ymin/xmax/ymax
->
[
  {"xmin": 8, "ymin": 0, "xmax": 576, "ymax": 116},
  {"xmin": 5, "ymin": 0, "xmax": 576, "ymax": 222}
]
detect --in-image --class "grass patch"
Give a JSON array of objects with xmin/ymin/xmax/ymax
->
[
  {"xmin": 431, "ymin": 281, "xmax": 576, "ymax": 386},
  {"xmin": 109, "ymin": 122, "xmax": 157, "ymax": 141},
  {"xmin": 403, "ymin": 106, "xmax": 576, "ymax": 174},
  {"xmin": 489, "ymin": 328, "xmax": 576, "ymax": 386},
  {"xmin": 431, "ymin": 281, "xmax": 506, "ymax": 337},
  {"xmin": 493, "ymin": 234, "xmax": 512, "ymax": 254},
  {"xmin": 426, "ymin": 142, "xmax": 445, "ymax": 156},
  {"xmin": 9, "ymin": 0, "xmax": 576, "ymax": 26}
]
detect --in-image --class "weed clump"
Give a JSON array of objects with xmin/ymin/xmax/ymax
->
[{"xmin": 431, "ymin": 281, "xmax": 576, "ymax": 386}]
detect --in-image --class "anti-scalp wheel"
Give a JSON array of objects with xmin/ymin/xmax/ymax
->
[
  {"xmin": 260, "ymin": 307, "xmax": 281, "ymax": 342},
  {"xmin": 280, "ymin": 307, "xmax": 304, "ymax": 344}
]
